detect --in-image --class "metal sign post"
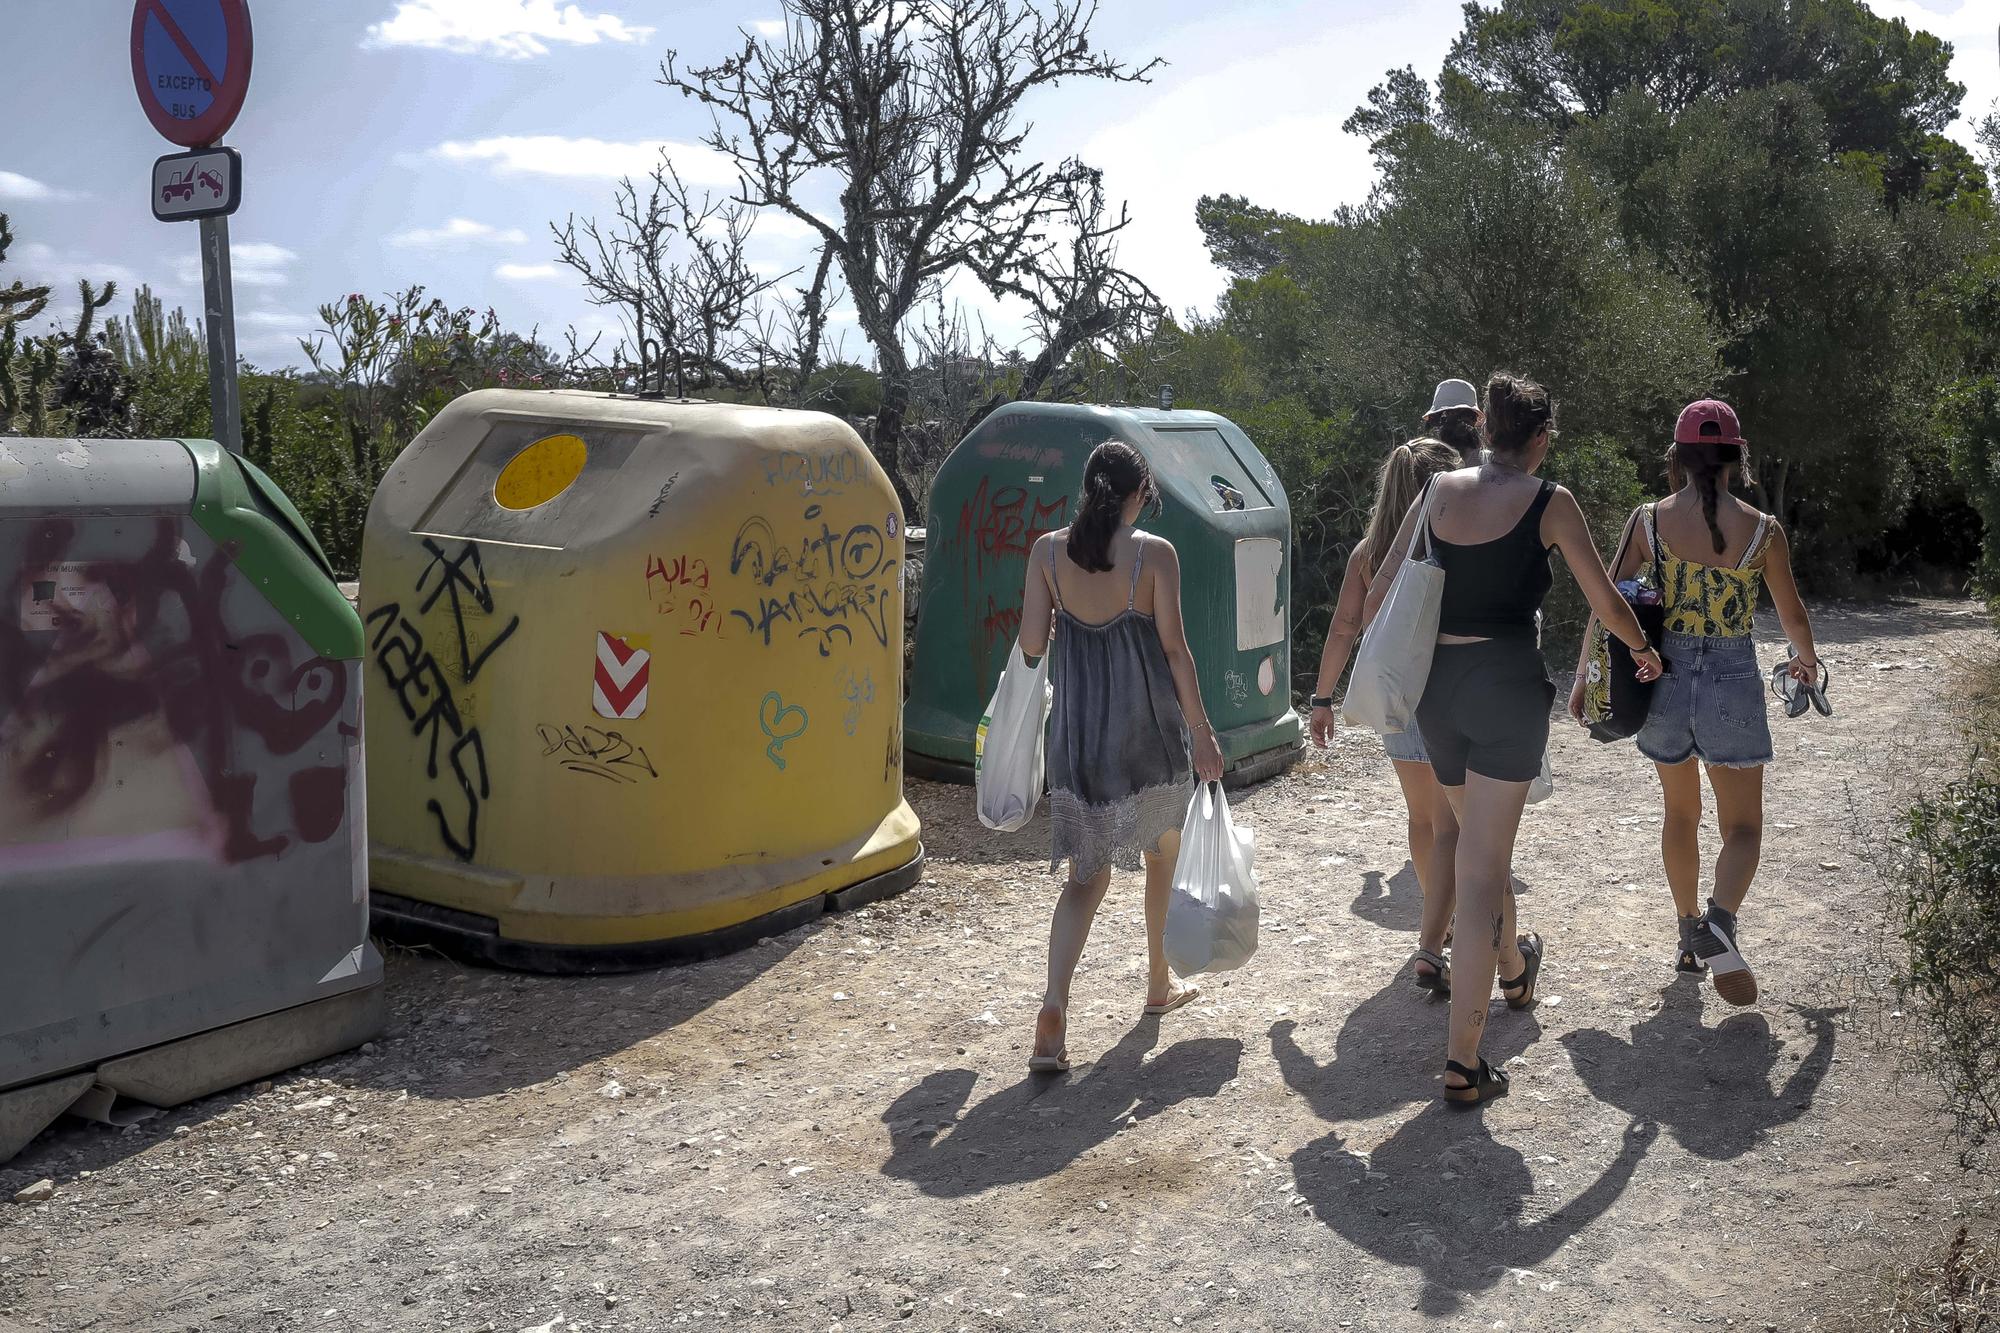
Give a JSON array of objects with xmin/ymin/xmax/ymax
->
[
  {"xmin": 132, "ymin": 0, "xmax": 253, "ymax": 454},
  {"xmin": 199, "ymin": 216, "xmax": 241, "ymax": 454}
]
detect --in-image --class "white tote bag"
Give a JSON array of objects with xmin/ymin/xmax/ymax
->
[
  {"xmin": 1344, "ymin": 481, "xmax": 1445, "ymax": 734},
  {"xmin": 1163, "ymin": 783, "xmax": 1261, "ymax": 976},
  {"xmin": 974, "ymin": 643, "xmax": 1051, "ymax": 832}
]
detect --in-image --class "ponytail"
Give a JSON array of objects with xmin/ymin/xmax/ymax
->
[
  {"xmin": 1361, "ymin": 437, "xmax": 1461, "ymax": 575},
  {"xmin": 1666, "ymin": 441, "xmax": 1743, "ymax": 554},
  {"xmin": 1067, "ymin": 441, "xmax": 1157, "ymax": 573}
]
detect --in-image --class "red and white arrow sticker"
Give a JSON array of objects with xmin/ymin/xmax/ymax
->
[{"xmin": 593, "ymin": 631, "xmax": 651, "ymax": 720}]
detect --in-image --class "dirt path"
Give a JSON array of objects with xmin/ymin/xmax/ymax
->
[{"xmin": 0, "ymin": 599, "xmax": 1989, "ymax": 1333}]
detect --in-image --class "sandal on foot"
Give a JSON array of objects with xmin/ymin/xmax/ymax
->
[
  {"xmin": 1500, "ymin": 932, "xmax": 1543, "ymax": 1010},
  {"xmin": 1143, "ymin": 984, "xmax": 1200, "ymax": 1016},
  {"xmin": 1676, "ymin": 915, "xmax": 1708, "ymax": 974},
  {"xmin": 1029, "ymin": 1004, "xmax": 1070, "ymax": 1072},
  {"xmin": 1694, "ymin": 900, "xmax": 1757, "ymax": 1006},
  {"xmin": 1443, "ymin": 1057, "xmax": 1510, "ymax": 1108},
  {"xmin": 1410, "ymin": 948, "xmax": 1452, "ymax": 997}
]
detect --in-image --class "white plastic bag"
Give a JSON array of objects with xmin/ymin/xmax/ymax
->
[
  {"xmin": 1526, "ymin": 749, "xmax": 1554, "ymax": 805},
  {"xmin": 974, "ymin": 643, "xmax": 1051, "ymax": 832},
  {"xmin": 1344, "ymin": 482, "xmax": 1444, "ymax": 733},
  {"xmin": 1163, "ymin": 782, "xmax": 1260, "ymax": 976}
]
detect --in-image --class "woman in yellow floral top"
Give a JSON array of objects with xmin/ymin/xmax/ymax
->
[{"xmin": 1569, "ymin": 400, "xmax": 1819, "ymax": 1006}]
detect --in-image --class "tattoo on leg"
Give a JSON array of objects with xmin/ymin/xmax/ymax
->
[
  {"xmin": 1469, "ymin": 1008, "xmax": 1486, "ymax": 1029},
  {"xmin": 1492, "ymin": 914, "xmax": 1504, "ymax": 951}
]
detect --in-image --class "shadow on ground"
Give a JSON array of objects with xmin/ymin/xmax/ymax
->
[
  {"xmin": 1560, "ymin": 976, "xmax": 1839, "ymax": 1160},
  {"xmin": 879, "ymin": 1016, "xmax": 1243, "ymax": 1196}
]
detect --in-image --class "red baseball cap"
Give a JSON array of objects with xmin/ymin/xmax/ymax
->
[{"xmin": 1675, "ymin": 399, "xmax": 1746, "ymax": 446}]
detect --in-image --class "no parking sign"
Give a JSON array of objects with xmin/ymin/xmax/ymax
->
[{"xmin": 130, "ymin": 0, "xmax": 253, "ymax": 148}]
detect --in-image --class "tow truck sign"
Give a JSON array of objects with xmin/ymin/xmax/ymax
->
[{"xmin": 151, "ymin": 146, "xmax": 240, "ymax": 222}]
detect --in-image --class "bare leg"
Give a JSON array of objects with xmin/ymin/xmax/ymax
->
[
  {"xmin": 1704, "ymin": 764, "xmax": 1765, "ymax": 914},
  {"xmin": 1141, "ymin": 829, "xmax": 1188, "ymax": 1007},
  {"xmin": 1392, "ymin": 759, "xmax": 1459, "ymax": 957},
  {"xmin": 1656, "ymin": 760, "xmax": 1704, "ymax": 919},
  {"xmin": 1443, "ymin": 774, "xmax": 1530, "ymax": 1078},
  {"xmin": 1036, "ymin": 863, "xmax": 1113, "ymax": 1059}
]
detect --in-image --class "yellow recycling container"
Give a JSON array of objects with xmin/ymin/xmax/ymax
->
[{"xmin": 359, "ymin": 390, "xmax": 923, "ymax": 971}]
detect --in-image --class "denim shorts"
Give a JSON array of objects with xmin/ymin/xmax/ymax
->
[
  {"xmin": 1381, "ymin": 726, "xmax": 1429, "ymax": 764},
  {"xmin": 1635, "ymin": 631, "xmax": 1773, "ymax": 768}
]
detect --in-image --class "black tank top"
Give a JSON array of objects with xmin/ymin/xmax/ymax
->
[{"xmin": 1430, "ymin": 478, "xmax": 1556, "ymax": 639}]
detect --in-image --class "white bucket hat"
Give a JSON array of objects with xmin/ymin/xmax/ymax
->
[{"xmin": 1427, "ymin": 378, "xmax": 1479, "ymax": 416}]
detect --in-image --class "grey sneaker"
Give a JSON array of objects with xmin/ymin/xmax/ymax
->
[
  {"xmin": 1694, "ymin": 899, "xmax": 1757, "ymax": 1005},
  {"xmin": 1676, "ymin": 915, "xmax": 1707, "ymax": 974}
]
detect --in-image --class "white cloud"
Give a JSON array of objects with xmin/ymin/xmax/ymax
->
[
  {"xmin": 496, "ymin": 262, "xmax": 564, "ymax": 281},
  {"xmin": 0, "ymin": 171, "xmax": 83, "ymax": 203},
  {"xmin": 173, "ymin": 241, "xmax": 298, "ymax": 289},
  {"xmin": 428, "ymin": 135, "xmax": 738, "ymax": 186},
  {"xmin": 750, "ymin": 18, "xmax": 786, "ymax": 38},
  {"xmin": 241, "ymin": 309, "xmax": 316, "ymax": 330},
  {"xmin": 1867, "ymin": 0, "xmax": 2000, "ymax": 153},
  {"xmin": 390, "ymin": 217, "xmax": 531, "ymax": 247},
  {"xmin": 364, "ymin": 0, "xmax": 654, "ymax": 60}
]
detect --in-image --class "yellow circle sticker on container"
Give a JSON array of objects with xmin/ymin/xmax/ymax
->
[{"xmin": 494, "ymin": 433, "xmax": 588, "ymax": 510}]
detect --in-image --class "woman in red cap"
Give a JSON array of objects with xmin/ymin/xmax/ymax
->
[{"xmin": 1569, "ymin": 399, "xmax": 1821, "ymax": 1005}]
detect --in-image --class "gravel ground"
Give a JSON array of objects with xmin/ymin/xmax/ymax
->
[{"xmin": 0, "ymin": 598, "xmax": 1990, "ymax": 1333}]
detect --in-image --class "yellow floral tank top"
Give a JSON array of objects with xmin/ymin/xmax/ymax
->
[{"xmin": 1651, "ymin": 507, "xmax": 1773, "ymax": 639}]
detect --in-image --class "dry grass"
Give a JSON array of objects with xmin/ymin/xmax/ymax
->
[{"xmin": 1826, "ymin": 1224, "xmax": 2000, "ymax": 1333}]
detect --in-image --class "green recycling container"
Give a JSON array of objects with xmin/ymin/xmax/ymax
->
[{"xmin": 906, "ymin": 402, "xmax": 1302, "ymax": 787}]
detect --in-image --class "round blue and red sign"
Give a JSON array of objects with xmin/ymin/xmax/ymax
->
[{"xmin": 130, "ymin": 0, "xmax": 254, "ymax": 148}]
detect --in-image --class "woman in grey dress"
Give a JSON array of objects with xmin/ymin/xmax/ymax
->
[{"xmin": 1017, "ymin": 442, "xmax": 1226, "ymax": 1073}]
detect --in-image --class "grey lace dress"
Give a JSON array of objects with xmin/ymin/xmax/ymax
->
[{"xmin": 1044, "ymin": 536, "xmax": 1195, "ymax": 881}]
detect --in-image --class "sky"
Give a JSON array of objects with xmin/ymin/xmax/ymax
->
[{"xmin": 3, "ymin": 0, "xmax": 1995, "ymax": 370}]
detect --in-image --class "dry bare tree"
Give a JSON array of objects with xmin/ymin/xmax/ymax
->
[
  {"xmin": 663, "ymin": 0, "xmax": 1160, "ymax": 519},
  {"xmin": 553, "ymin": 161, "xmax": 787, "ymax": 396}
]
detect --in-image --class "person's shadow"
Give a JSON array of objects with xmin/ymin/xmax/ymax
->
[
  {"xmin": 1350, "ymin": 863, "xmax": 1425, "ymax": 933},
  {"xmin": 1271, "ymin": 977, "xmax": 1539, "ymax": 1124},
  {"xmin": 1559, "ymin": 976, "xmax": 1839, "ymax": 1160},
  {"xmin": 1289, "ymin": 1103, "xmax": 1657, "ymax": 1315},
  {"xmin": 880, "ymin": 1017, "xmax": 1242, "ymax": 1197}
]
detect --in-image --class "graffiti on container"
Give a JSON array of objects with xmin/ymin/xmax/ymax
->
[
  {"xmin": 535, "ymin": 722, "xmax": 659, "ymax": 784},
  {"xmin": 644, "ymin": 552, "xmax": 724, "ymax": 637},
  {"xmin": 957, "ymin": 478, "xmax": 1069, "ymax": 573},
  {"xmin": 0, "ymin": 518, "xmax": 354, "ymax": 870},
  {"xmin": 646, "ymin": 471, "xmax": 681, "ymax": 520},
  {"xmin": 884, "ymin": 717, "xmax": 902, "ymax": 785},
  {"xmin": 765, "ymin": 448, "xmax": 861, "ymax": 498},
  {"xmin": 836, "ymin": 666, "xmax": 876, "ymax": 737},
  {"xmin": 979, "ymin": 594, "xmax": 1024, "ymax": 657},
  {"xmin": 365, "ymin": 538, "xmax": 519, "ymax": 862},
  {"xmin": 727, "ymin": 505, "xmax": 896, "ymax": 654},
  {"xmin": 1224, "ymin": 669, "xmax": 1250, "ymax": 707},
  {"xmin": 759, "ymin": 692, "xmax": 809, "ymax": 770}
]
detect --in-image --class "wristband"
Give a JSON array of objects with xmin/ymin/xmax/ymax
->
[{"xmin": 1309, "ymin": 694, "xmax": 1335, "ymax": 710}]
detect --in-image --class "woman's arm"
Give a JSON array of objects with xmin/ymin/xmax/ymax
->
[
  {"xmin": 1568, "ymin": 506, "xmax": 1645, "ymax": 718},
  {"xmin": 1018, "ymin": 533, "xmax": 1057, "ymax": 658},
  {"xmin": 1150, "ymin": 539, "xmax": 1226, "ymax": 783},
  {"xmin": 1759, "ymin": 524, "xmax": 1819, "ymax": 679},
  {"xmin": 1544, "ymin": 489, "xmax": 1661, "ymax": 681},
  {"xmin": 1309, "ymin": 553, "xmax": 1370, "ymax": 747}
]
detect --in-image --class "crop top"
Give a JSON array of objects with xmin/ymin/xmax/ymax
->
[{"xmin": 1429, "ymin": 478, "xmax": 1556, "ymax": 640}]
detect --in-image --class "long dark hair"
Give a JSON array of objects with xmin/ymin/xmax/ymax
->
[
  {"xmin": 1483, "ymin": 371, "xmax": 1555, "ymax": 457},
  {"xmin": 1667, "ymin": 441, "xmax": 1745, "ymax": 554},
  {"xmin": 1067, "ymin": 441, "xmax": 1158, "ymax": 573},
  {"xmin": 1426, "ymin": 409, "xmax": 1482, "ymax": 460}
]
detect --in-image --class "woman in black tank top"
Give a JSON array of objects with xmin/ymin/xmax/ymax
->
[{"xmin": 1365, "ymin": 372, "xmax": 1662, "ymax": 1108}]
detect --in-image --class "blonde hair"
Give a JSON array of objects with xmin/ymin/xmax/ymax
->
[{"xmin": 1360, "ymin": 437, "xmax": 1462, "ymax": 575}]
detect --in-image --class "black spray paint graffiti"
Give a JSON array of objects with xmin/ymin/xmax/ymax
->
[
  {"xmin": 759, "ymin": 692, "xmax": 808, "ymax": 770},
  {"xmin": 764, "ymin": 448, "xmax": 860, "ymax": 498},
  {"xmin": 535, "ymin": 722, "xmax": 659, "ymax": 785},
  {"xmin": 0, "ymin": 518, "xmax": 354, "ymax": 866},
  {"xmin": 727, "ymin": 505, "xmax": 895, "ymax": 656},
  {"xmin": 365, "ymin": 539, "xmax": 520, "ymax": 862}
]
